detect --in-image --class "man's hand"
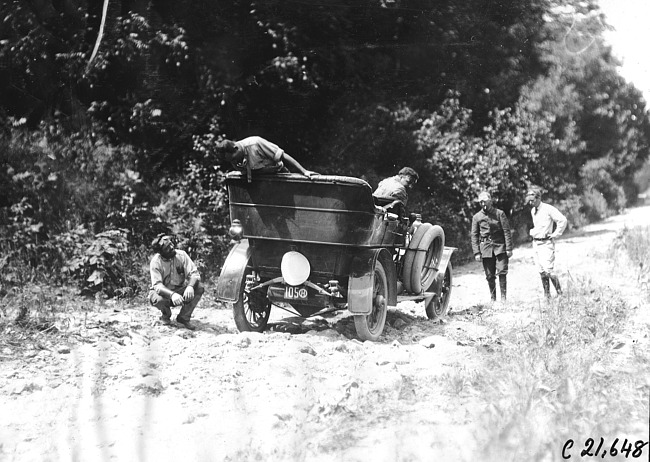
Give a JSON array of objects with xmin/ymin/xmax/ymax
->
[
  {"xmin": 382, "ymin": 200, "xmax": 401, "ymax": 212},
  {"xmin": 183, "ymin": 286, "xmax": 195, "ymax": 302},
  {"xmin": 474, "ymin": 254, "xmax": 482, "ymax": 262},
  {"xmin": 507, "ymin": 250, "xmax": 513, "ymax": 258},
  {"xmin": 303, "ymin": 170, "xmax": 319, "ymax": 179},
  {"xmin": 171, "ymin": 293, "xmax": 184, "ymax": 306}
]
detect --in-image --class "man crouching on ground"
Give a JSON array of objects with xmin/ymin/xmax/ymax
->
[{"xmin": 148, "ymin": 234, "xmax": 204, "ymax": 330}]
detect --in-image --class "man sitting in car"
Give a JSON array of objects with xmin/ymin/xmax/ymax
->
[{"xmin": 372, "ymin": 167, "xmax": 419, "ymax": 213}]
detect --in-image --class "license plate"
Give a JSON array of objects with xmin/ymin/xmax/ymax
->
[{"xmin": 284, "ymin": 285, "xmax": 308, "ymax": 300}]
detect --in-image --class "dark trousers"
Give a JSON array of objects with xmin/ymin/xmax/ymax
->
[
  {"xmin": 149, "ymin": 282, "xmax": 205, "ymax": 323},
  {"xmin": 482, "ymin": 253, "xmax": 509, "ymax": 301}
]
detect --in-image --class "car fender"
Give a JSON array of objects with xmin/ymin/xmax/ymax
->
[
  {"xmin": 429, "ymin": 246, "xmax": 456, "ymax": 295},
  {"xmin": 348, "ymin": 248, "xmax": 397, "ymax": 315},
  {"xmin": 215, "ymin": 239, "xmax": 251, "ymax": 302}
]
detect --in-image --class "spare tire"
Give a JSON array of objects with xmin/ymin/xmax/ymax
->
[{"xmin": 402, "ymin": 223, "xmax": 445, "ymax": 294}]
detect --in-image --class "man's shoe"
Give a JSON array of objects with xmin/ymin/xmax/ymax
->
[
  {"xmin": 177, "ymin": 319, "xmax": 196, "ymax": 330},
  {"xmin": 160, "ymin": 316, "xmax": 172, "ymax": 326}
]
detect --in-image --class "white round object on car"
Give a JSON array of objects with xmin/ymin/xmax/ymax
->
[{"xmin": 281, "ymin": 251, "xmax": 311, "ymax": 286}]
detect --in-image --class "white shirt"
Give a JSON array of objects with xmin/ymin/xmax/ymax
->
[
  {"xmin": 150, "ymin": 249, "xmax": 200, "ymax": 292},
  {"xmin": 373, "ymin": 176, "xmax": 408, "ymax": 206},
  {"xmin": 530, "ymin": 202, "xmax": 567, "ymax": 239}
]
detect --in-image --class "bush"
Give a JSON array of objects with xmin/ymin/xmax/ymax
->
[
  {"xmin": 580, "ymin": 157, "xmax": 626, "ymax": 213},
  {"xmin": 580, "ymin": 187, "xmax": 609, "ymax": 222},
  {"xmin": 633, "ymin": 159, "xmax": 650, "ymax": 203},
  {"xmin": 62, "ymin": 229, "xmax": 147, "ymax": 298},
  {"xmin": 1, "ymin": 124, "xmax": 176, "ymax": 285},
  {"xmin": 0, "ymin": 200, "xmax": 69, "ymax": 289},
  {"xmin": 557, "ymin": 195, "xmax": 589, "ymax": 230}
]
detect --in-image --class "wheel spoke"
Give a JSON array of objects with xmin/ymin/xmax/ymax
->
[{"xmin": 234, "ymin": 267, "xmax": 271, "ymax": 332}]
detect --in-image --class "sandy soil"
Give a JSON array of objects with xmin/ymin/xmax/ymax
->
[{"xmin": 1, "ymin": 205, "xmax": 649, "ymax": 462}]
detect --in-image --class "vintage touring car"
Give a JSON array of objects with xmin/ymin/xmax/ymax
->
[{"xmin": 215, "ymin": 172, "xmax": 455, "ymax": 341}]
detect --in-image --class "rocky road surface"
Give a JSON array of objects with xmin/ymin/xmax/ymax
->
[{"xmin": 1, "ymin": 205, "xmax": 649, "ymax": 462}]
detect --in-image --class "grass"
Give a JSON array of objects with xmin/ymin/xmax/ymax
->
[
  {"xmin": 443, "ymin": 226, "xmax": 650, "ymax": 462},
  {"xmin": 614, "ymin": 225, "xmax": 650, "ymax": 295}
]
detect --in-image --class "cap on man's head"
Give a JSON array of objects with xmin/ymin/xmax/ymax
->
[
  {"xmin": 398, "ymin": 167, "xmax": 419, "ymax": 181},
  {"xmin": 477, "ymin": 191, "xmax": 491, "ymax": 202},
  {"xmin": 151, "ymin": 233, "xmax": 168, "ymax": 252},
  {"xmin": 525, "ymin": 188, "xmax": 541, "ymax": 199}
]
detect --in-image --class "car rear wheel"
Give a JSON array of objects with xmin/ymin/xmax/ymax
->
[
  {"xmin": 402, "ymin": 223, "xmax": 445, "ymax": 294},
  {"xmin": 233, "ymin": 267, "xmax": 271, "ymax": 332},
  {"xmin": 426, "ymin": 262, "xmax": 453, "ymax": 320},
  {"xmin": 354, "ymin": 258, "xmax": 388, "ymax": 341}
]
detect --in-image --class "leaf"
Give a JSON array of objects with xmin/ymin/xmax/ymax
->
[
  {"xmin": 29, "ymin": 222, "xmax": 44, "ymax": 233},
  {"xmin": 87, "ymin": 270, "xmax": 105, "ymax": 284}
]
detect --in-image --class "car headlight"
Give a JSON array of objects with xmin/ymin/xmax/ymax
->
[
  {"xmin": 281, "ymin": 251, "xmax": 310, "ymax": 286},
  {"xmin": 228, "ymin": 219, "xmax": 243, "ymax": 240}
]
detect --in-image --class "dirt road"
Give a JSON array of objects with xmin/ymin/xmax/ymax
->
[{"xmin": 1, "ymin": 206, "xmax": 649, "ymax": 462}]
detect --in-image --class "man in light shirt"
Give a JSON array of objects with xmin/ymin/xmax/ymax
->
[
  {"xmin": 148, "ymin": 234, "xmax": 204, "ymax": 330},
  {"xmin": 215, "ymin": 136, "xmax": 318, "ymax": 182},
  {"xmin": 372, "ymin": 167, "xmax": 419, "ymax": 212},
  {"xmin": 526, "ymin": 188, "xmax": 568, "ymax": 298}
]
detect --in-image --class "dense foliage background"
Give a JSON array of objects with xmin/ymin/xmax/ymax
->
[{"xmin": 1, "ymin": 0, "xmax": 649, "ymax": 297}]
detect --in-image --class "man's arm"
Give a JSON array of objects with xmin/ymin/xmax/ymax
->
[
  {"xmin": 181, "ymin": 252, "xmax": 200, "ymax": 287},
  {"xmin": 499, "ymin": 210, "xmax": 513, "ymax": 254},
  {"xmin": 150, "ymin": 257, "xmax": 165, "ymax": 293},
  {"xmin": 529, "ymin": 208, "xmax": 538, "ymax": 237},
  {"xmin": 470, "ymin": 215, "xmax": 481, "ymax": 257},
  {"xmin": 282, "ymin": 153, "xmax": 319, "ymax": 178},
  {"xmin": 179, "ymin": 251, "xmax": 200, "ymax": 301},
  {"xmin": 549, "ymin": 206, "xmax": 568, "ymax": 238}
]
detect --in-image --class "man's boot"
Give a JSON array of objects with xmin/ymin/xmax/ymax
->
[
  {"xmin": 549, "ymin": 274, "xmax": 562, "ymax": 296},
  {"xmin": 487, "ymin": 278, "xmax": 497, "ymax": 302},
  {"xmin": 541, "ymin": 274, "xmax": 551, "ymax": 299},
  {"xmin": 499, "ymin": 275, "xmax": 507, "ymax": 302}
]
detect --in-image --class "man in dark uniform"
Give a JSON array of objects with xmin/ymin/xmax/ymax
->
[{"xmin": 470, "ymin": 191, "xmax": 513, "ymax": 303}]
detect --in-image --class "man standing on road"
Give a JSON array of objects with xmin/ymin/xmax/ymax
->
[
  {"xmin": 525, "ymin": 188, "xmax": 568, "ymax": 299},
  {"xmin": 372, "ymin": 167, "xmax": 419, "ymax": 212},
  {"xmin": 215, "ymin": 136, "xmax": 318, "ymax": 182},
  {"xmin": 148, "ymin": 234, "xmax": 204, "ymax": 330},
  {"xmin": 470, "ymin": 191, "xmax": 513, "ymax": 304}
]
